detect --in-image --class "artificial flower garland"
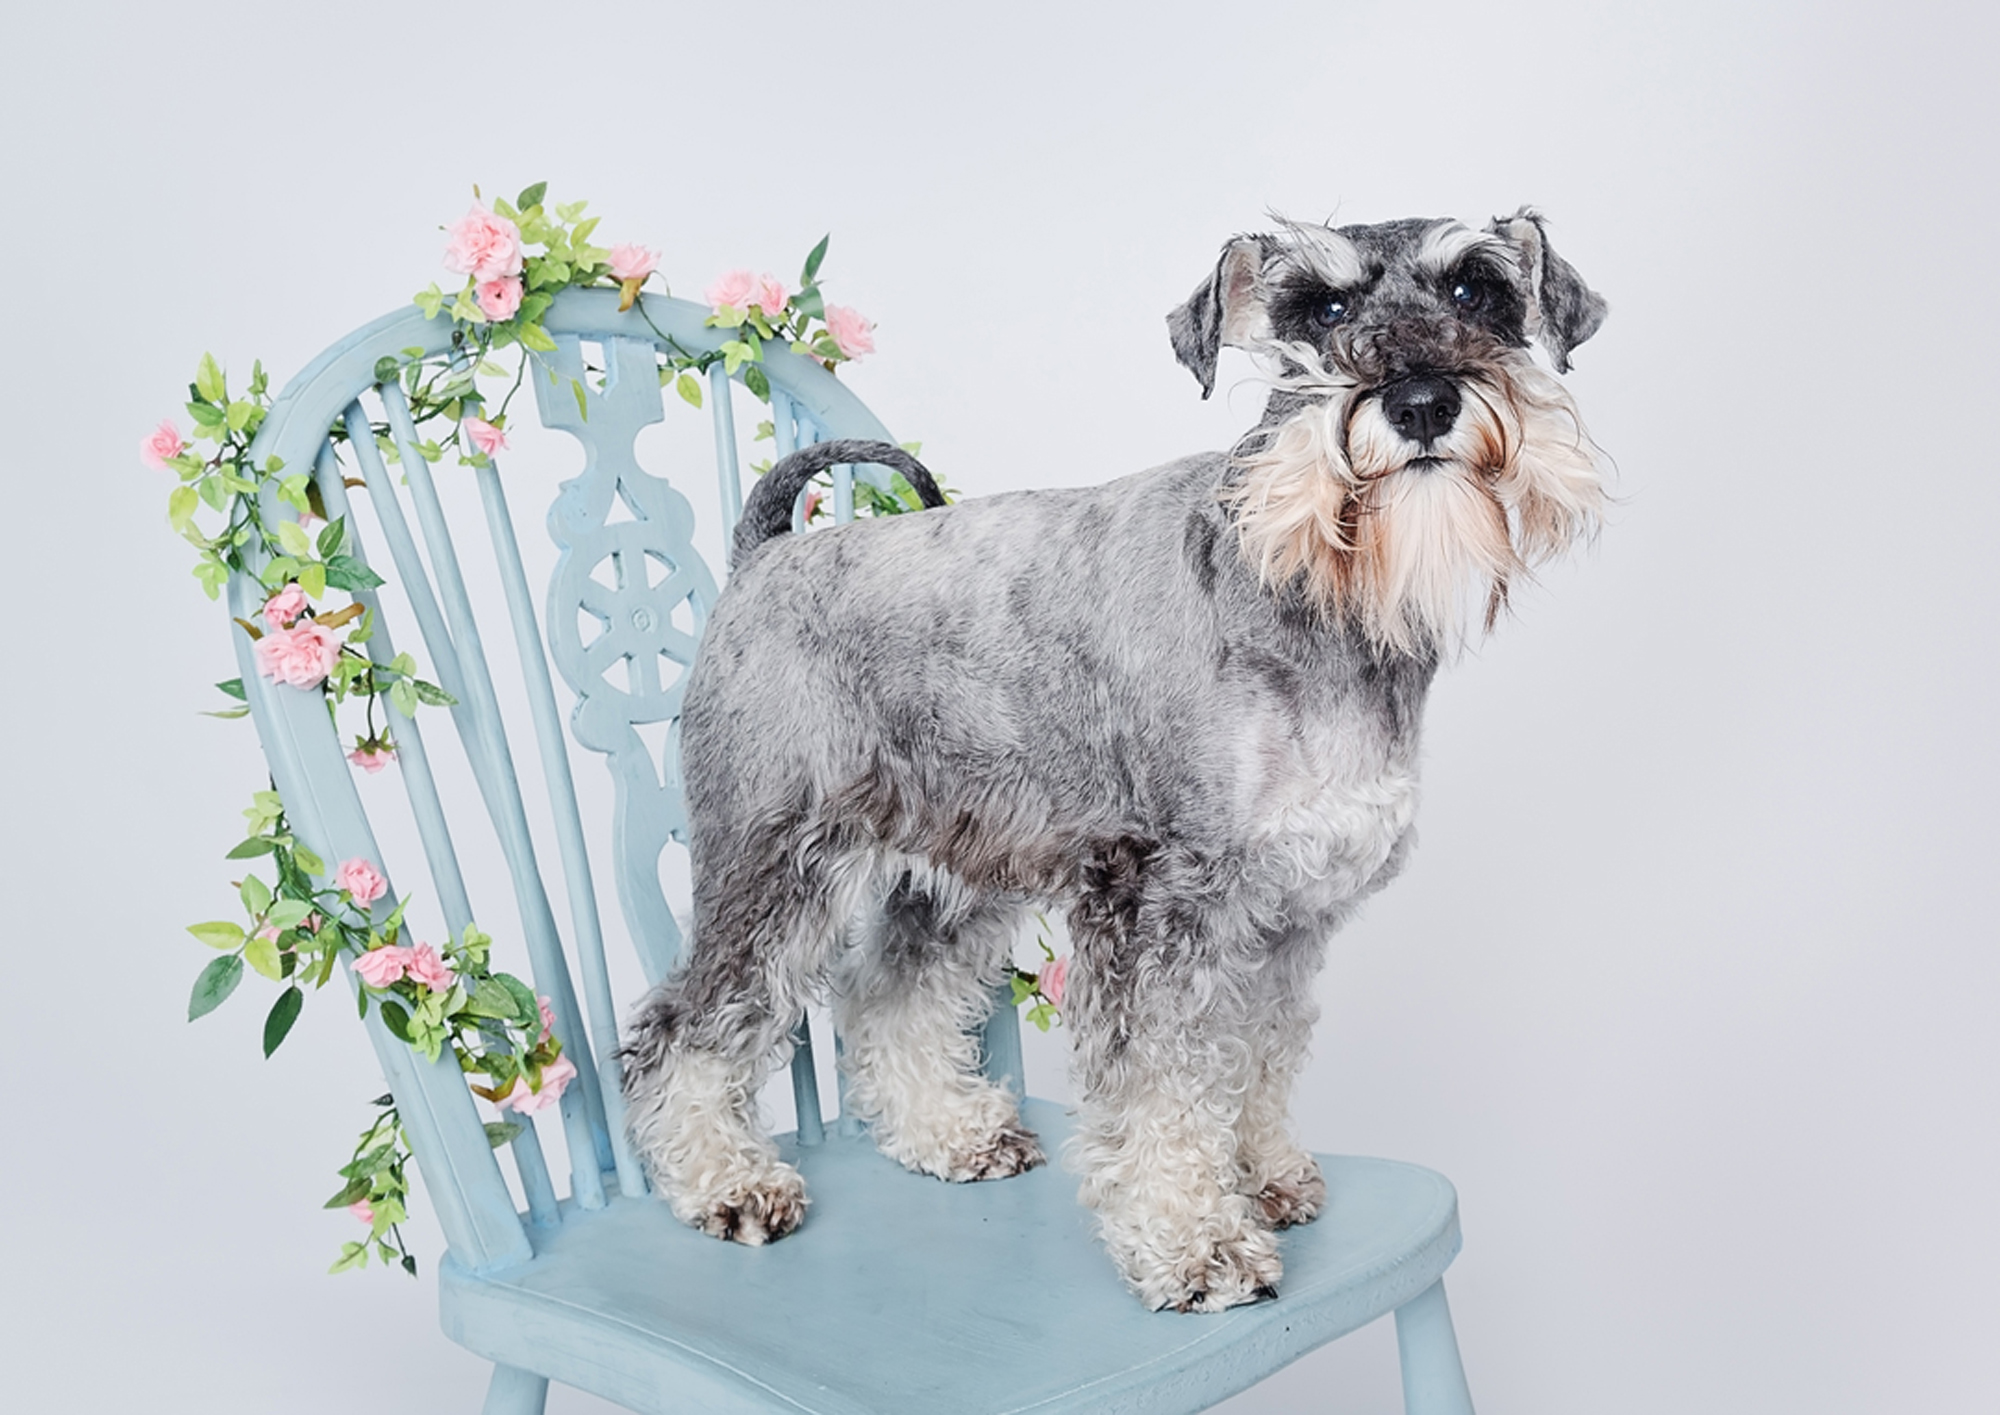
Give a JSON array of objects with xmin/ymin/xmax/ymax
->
[{"xmin": 155, "ymin": 183, "xmax": 1061, "ymax": 1274}]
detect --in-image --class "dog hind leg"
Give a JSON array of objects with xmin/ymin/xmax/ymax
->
[
  {"xmin": 832, "ymin": 864, "xmax": 1044, "ymax": 1181},
  {"xmin": 620, "ymin": 842, "xmax": 864, "ymax": 1244}
]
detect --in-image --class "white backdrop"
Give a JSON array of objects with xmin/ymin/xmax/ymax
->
[{"xmin": 4, "ymin": 2, "xmax": 1995, "ymax": 1411}]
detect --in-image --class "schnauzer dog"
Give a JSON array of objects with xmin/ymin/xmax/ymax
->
[{"xmin": 620, "ymin": 208, "xmax": 1608, "ymax": 1313}]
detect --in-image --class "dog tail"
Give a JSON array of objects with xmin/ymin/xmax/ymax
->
[{"xmin": 732, "ymin": 439, "xmax": 946, "ymax": 564}]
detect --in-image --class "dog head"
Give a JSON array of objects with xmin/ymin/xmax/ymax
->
[{"xmin": 1167, "ymin": 210, "xmax": 1610, "ymax": 654}]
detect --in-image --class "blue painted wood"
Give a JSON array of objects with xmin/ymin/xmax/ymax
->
[
  {"xmin": 484, "ymin": 1364, "xmax": 550, "ymax": 1415},
  {"xmin": 1395, "ymin": 1279, "xmax": 1476, "ymax": 1415},
  {"xmin": 230, "ymin": 287, "xmax": 1473, "ymax": 1409},
  {"xmin": 438, "ymin": 1101, "xmax": 1462, "ymax": 1414}
]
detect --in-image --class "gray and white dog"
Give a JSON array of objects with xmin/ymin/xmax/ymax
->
[{"xmin": 620, "ymin": 209, "xmax": 1609, "ymax": 1313}]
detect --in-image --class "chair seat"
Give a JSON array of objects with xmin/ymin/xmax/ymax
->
[{"xmin": 439, "ymin": 1099, "xmax": 1462, "ymax": 1414}]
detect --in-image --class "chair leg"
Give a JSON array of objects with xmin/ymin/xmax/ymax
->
[
  {"xmin": 1394, "ymin": 1278, "xmax": 1475, "ymax": 1415},
  {"xmin": 484, "ymin": 1363, "xmax": 550, "ymax": 1415}
]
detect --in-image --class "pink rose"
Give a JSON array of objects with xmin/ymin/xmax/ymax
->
[
  {"xmin": 253, "ymin": 619, "xmax": 343, "ymax": 689},
  {"xmin": 442, "ymin": 206, "xmax": 523, "ymax": 283},
  {"xmin": 404, "ymin": 942, "xmax": 455, "ymax": 994},
  {"xmin": 141, "ymin": 419, "xmax": 186, "ymax": 471},
  {"xmin": 825, "ymin": 305, "xmax": 875, "ymax": 360},
  {"xmin": 607, "ymin": 243, "xmax": 657, "ymax": 281},
  {"xmin": 705, "ymin": 268, "xmax": 754, "ymax": 312},
  {"xmin": 475, "ymin": 276, "xmax": 523, "ymax": 321},
  {"xmin": 337, "ymin": 857, "xmax": 388, "ymax": 906},
  {"xmin": 503, "ymin": 1054, "xmax": 578, "ymax": 1115},
  {"xmin": 262, "ymin": 582, "xmax": 309, "ymax": 630},
  {"xmin": 347, "ymin": 742, "xmax": 396, "ymax": 774},
  {"xmin": 348, "ymin": 1200, "xmax": 374, "ymax": 1224},
  {"xmin": 749, "ymin": 273, "xmax": 789, "ymax": 318},
  {"xmin": 463, "ymin": 417, "xmax": 507, "ymax": 457},
  {"xmin": 537, "ymin": 994, "xmax": 557, "ymax": 1041},
  {"xmin": 802, "ymin": 486, "xmax": 824, "ymax": 523},
  {"xmin": 254, "ymin": 924, "xmax": 282, "ymax": 944},
  {"xmin": 1040, "ymin": 956, "xmax": 1068, "ymax": 1008},
  {"xmin": 352, "ymin": 945, "xmax": 409, "ymax": 988}
]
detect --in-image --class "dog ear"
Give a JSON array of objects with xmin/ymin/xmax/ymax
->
[
  {"xmin": 1166, "ymin": 237, "xmax": 1272, "ymax": 398},
  {"xmin": 1487, "ymin": 208, "xmax": 1607, "ymax": 373}
]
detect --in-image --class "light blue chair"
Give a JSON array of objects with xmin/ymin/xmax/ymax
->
[{"xmin": 231, "ymin": 288, "xmax": 1477, "ymax": 1413}]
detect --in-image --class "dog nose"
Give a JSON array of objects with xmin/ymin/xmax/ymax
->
[{"xmin": 1380, "ymin": 375, "xmax": 1461, "ymax": 447}]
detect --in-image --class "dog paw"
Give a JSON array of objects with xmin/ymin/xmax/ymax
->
[
  {"xmin": 1250, "ymin": 1157, "xmax": 1325, "ymax": 1229},
  {"xmin": 685, "ymin": 1166, "xmax": 808, "ymax": 1246},
  {"xmin": 948, "ymin": 1121, "xmax": 1046, "ymax": 1182},
  {"xmin": 1146, "ymin": 1227, "xmax": 1285, "ymax": 1313}
]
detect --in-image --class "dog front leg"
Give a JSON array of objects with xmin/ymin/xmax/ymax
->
[
  {"xmin": 1234, "ymin": 928, "xmax": 1326, "ymax": 1229},
  {"xmin": 1066, "ymin": 879, "xmax": 1283, "ymax": 1312}
]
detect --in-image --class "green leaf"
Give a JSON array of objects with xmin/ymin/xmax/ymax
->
[
  {"xmin": 414, "ymin": 285, "xmax": 446, "ymax": 320},
  {"xmin": 238, "ymin": 874, "xmax": 273, "ymax": 915},
  {"xmin": 516, "ymin": 320, "xmax": 557, "ymax": 354},
  {"xmin": 188, "ymin": 920, "xmax": 246, "ymax": 950},
  {"xmin": 292, "ymin": 842, "xmax": 325, "ymax": 877},
  {"xmin": 675, "ymin": 371, "xmax": 703, "ymax": 408},
  {"xmin": 484, "ymin": 1121, "xmax": 525, "ymax": 1149},
  {"xmin": 195, "ymin": 353, "xmax": 227, "ymax": 404},
  {"xmin": 267, "ymin": 898, "xmax": 314, "ymax": 929},
  {"xmin": 324, "ymin": 1176, "xmax": 371, "ymax": 1208},
  {"xmin": 167, "ymin": 485, "xmax": 199, "ymax": 533},
  {"xmin": 243, "ymin": 931, "xmax": 282, "ymax": 981},
  {"xmin": 215, "ymin": 677, "xmax": 247, "ymax": 701},
  {"xmin": 225, "ymin": 836, "xmax": 276, "ymax": 860},
  {"xmin": 297, "ymin": 561, "xmax": 327, "ymax": 601},
  {"xmin": 188, "ymin": 954, "xmax": 244, "ymax": 1020},
  {"xmin": 743, "ymin": 365, "xmax": 771, "ymax": 401},
  {"xmin": 801, "ymin": 234, "xmax": 830, "ymax": 284},
  {"xmin": 498, "ymin": 973, "xmax": 542, "ymax": 1032},
  {"xmin": 465, "ymin": 978, "xmax": 519, "ymax": 1020},
  {"xmin": 275, "ymin": 521, "xmax": 312, "ymax": 558},
  {"xmin": 411, "ymin": 680, "xmax": 457, "ymax": 707},
  {"xmin": 792, "ymin": 285, "xmax": 825, "ymax": 321},
  {"xmin": 323, "ymin": 555, "xmax": 385, "ymax": 592},
  {"xmin": 389, "ymin": 681, "xmax": 419, "ymax": 717},
  {"xmin": 571, "ymin": 376, "xmax": 589, "ymax": 423},
  {"xmin": 516, "ymin": 180, "xmax": 547, "ymax": 212},
  {"xmin": 378, "ymin": 999, "xmax": 412, "ymax": 1043},
  {"xmin": 329, "ymin": 1241, "xmax": 369, "ymax": 1274},
  {"xmin": 225, "ymin": 400, "xmax": 256, "ymax": 433},
  {"xmin": 316, "ymin": 516, "xmax": 347, "ymax": 560},
  {"xmin": 262, "ymin": 987, "xmax": 304, "ymax": 1056}
]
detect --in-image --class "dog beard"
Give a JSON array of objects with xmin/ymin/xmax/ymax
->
[{"xmin": 1224, "ymin": 351, "xmax": 1605, "ymax": 654}]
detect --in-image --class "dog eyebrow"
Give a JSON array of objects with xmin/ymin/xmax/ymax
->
[
  {"xmin": 1275, "ymin": 221, "xmax": 1368, "ymax": 289},
  {"xmin": 1414, "ymin": 222, "xmax": 1513, "ymax": 277}
]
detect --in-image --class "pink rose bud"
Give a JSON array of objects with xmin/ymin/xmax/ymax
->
[
  {"xmin": 347, "ymin": 742, "xmax": 396, "ymax": 774},
  {"xmin": 352, "ymin": 945, "xmax": 410, "ymax": 988},
  {"xmin": 403, "ymin": 942, "xmax": 455, "ymax": 994},
  {"xmin": 474, "ymin": 275, "xmax": 523, "ymax": 321},
  {"xmin": 336, "ymin": 857, "xmax": 389, "ymax": 907},
  {"xmin": 463, "ymin": 417, "xmax": 508, "ymax": 457},
  {"xmin": 503, "ymin": 1054, "xmax": 578, "ymax": 1115},
  {"xmin": 825, "ymin": 305, "xmax": 875, "ymax": 360},
  {"xmin": 704, "ymin": 268, "xmax": 755, "ymax": 312},
  {"xmin": 255, "ymin": 924, "xmax": 282, "ymax": 944},
  {"xmin": 607, "ymin": 243, "xmax": 658, "ymax": 281},
  {"xmin": 262, "ymin": 582, "xmax": 309, "ymax": 630},
  {"xmin": 442, "ymin": 205, "xmax": 524, "ymax": 283},
  {"xmin": 253, "ymin": 620, "xmax": 343, "ymax": 689},
  {"xmin": 1040, "ymin": 956, "xmax": 1068, "ymax": 1008},
  {"xmin": 802, "ymin": 486, "xmax": 823, "ymax": 523},
  {"xmin": 141, "ymin": 419, "xmax": 187, "ymax": 471},
  {"xmin": 348, "ymin": 1200, "xmax": 374, "ymax": 1224},
  {"xmin": 749, "ymin": 273, "xmax": 789, "ymax": 318},
  {"xmin": 537, "ymin": 994, "xmax": 557, "ymax": 1041}
]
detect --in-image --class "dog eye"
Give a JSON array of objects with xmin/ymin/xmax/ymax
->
[
  {"xmin": 1450, "ymin": 279, "xmax": 1490, "ymax": 311},
  {"xmin": 1311, "ymin": 297, "xmax": 1348, "ymax": 328}
]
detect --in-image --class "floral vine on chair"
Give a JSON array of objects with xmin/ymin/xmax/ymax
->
[{"xmin": 152, "ymin": 183, "xmax": 1061, "ymax": 1276}]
